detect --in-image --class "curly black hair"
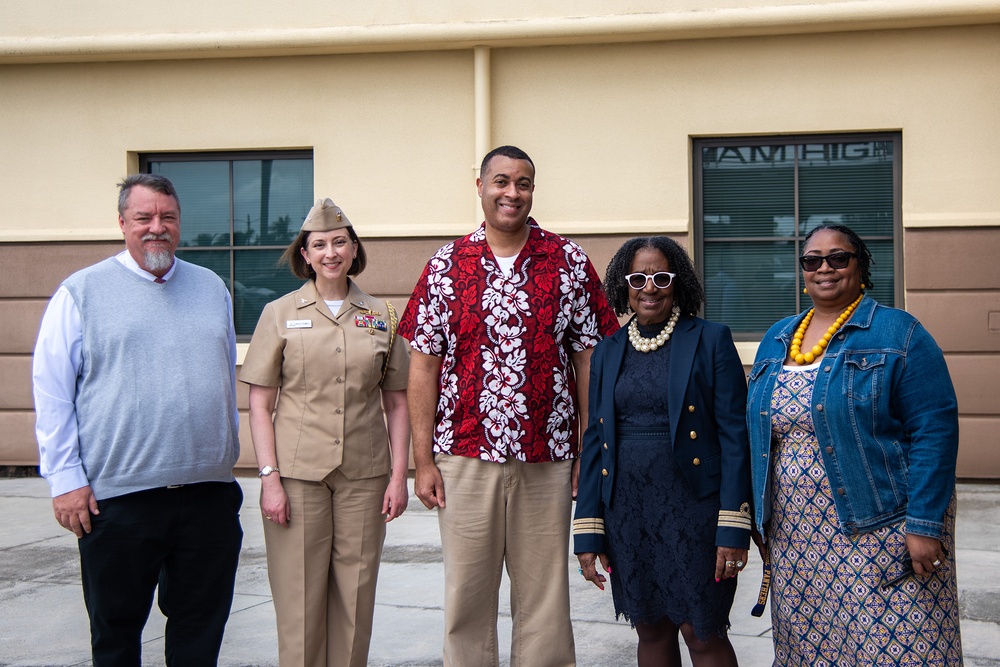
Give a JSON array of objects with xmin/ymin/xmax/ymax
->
[
  {"xmin": 802, "ymin": 224, "xmax": 875, "ymax": 290},
  {"xmin": 604, "ymin": 237, "xmax": 705, "ymax": 317}
]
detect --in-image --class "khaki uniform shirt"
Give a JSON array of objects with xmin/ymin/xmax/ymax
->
[{"xmin": 239, "ymin": 279, "xmax": 409, "ymax": 481}]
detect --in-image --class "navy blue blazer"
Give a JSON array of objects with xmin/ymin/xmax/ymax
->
[{"xmin": 573, "ymin": 315, "xmax": 752, "ymax": 554}]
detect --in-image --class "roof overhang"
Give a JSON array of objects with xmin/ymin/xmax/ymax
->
[{"xmin": 2, "ymin": 1, "xmax": 999, "ymax": 64}]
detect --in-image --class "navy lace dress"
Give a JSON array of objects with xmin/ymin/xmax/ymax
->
[{"xmin": 604, "ymin": 327, "xmax": 736, "ymax": 638}]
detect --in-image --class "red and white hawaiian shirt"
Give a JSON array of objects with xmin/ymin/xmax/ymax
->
[{"xmin": 398, "ymin": 219, "xmax": 619, "ymax": 463}]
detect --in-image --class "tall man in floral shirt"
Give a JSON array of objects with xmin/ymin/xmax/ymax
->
[{"xmin": 398, "ymin": 145, "xmax": 619, "ymax": 666}]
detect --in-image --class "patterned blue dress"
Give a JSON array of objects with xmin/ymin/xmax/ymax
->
[
  {"xmin": 768, "ymin": 367, "xmax": 962, "ymax": 666},
  {"xmin": 604, "ymin": 331, "xmax": 737, "ymax": 639}
]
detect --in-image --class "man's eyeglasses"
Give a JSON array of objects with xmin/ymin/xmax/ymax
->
[
  {"xmin": 625, "ymin": 272, "xmax": 676, "ymax": 290},
  {"xmin": 798, "ymin": 251, "xmax": 857, "ymax": 272}
]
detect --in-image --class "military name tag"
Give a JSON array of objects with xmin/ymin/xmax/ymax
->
[{"xmin": 286, "ymin": 320, "xmax": 312, "ymax": 329}]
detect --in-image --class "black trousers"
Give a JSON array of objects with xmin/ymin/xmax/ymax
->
[{"xmin": 77, "ymin": 481, "xmax": 244, "ymax": 667}]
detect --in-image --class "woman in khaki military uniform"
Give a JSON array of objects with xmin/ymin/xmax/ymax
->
[{"xmin": 240, "ymin": 198, "xmax": 410, "ymax": 667}]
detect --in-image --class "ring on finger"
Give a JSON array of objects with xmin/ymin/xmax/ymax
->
[
  {"xmin": 735, "ymin": 560, "xmax": 745, "ymax": 568},
  {"xmin": 725, "ymin": 560, "xmax": 736, "ymax": 567},
  {"xmin": 932, "ymin": 559, "xmax": 942, "ymax": 567}
]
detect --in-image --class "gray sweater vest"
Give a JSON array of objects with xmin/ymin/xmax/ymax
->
[{"xmin": 63, "ymin": 258, "xmax": 239, "ymax": 500}]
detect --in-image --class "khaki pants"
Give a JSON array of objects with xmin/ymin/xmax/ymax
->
[
  {"xmin": 263, "ymin": 470, "xmax": 387, "ymax": 667},
  {"xmin": 437, "ymin": 454, "xmax": 576, "ymax": 667}
]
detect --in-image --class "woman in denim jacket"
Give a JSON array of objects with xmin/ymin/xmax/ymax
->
[{"xmin": 746, "ymin": 225, "xmax": 962, "ymax": 666}]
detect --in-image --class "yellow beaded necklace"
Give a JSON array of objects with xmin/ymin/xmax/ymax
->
[{"xmin": 789, "ymin": 293, "xmax": 864, "ymax": 365}]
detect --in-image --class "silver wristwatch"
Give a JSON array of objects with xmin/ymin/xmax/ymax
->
[{"xmin": 258, "ymin": 465, "xmax": 280, "ymax": 477}]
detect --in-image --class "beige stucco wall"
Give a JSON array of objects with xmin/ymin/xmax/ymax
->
[
  {"xmin": 492, "ymin": 26, "xmax": 1000, "ymax": 235},
  {"xmin": 1, "ymin": 24, "xmax": 998, "ymax": 242},
  {"xmin": 0, "ymin": 51, "xmax": 476, "ymax": 241}
]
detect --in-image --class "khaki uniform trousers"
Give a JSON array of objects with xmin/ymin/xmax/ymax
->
[
  {"xmin": 437, "ymin": 454, "xmax": 576, "ymax": 667},
  {"xmin": 263, "ymin": 469, "xmax": 388, "ymax": 667}
]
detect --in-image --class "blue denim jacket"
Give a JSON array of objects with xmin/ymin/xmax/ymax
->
[{"xmin": 747, "ymin": 296, "xmax": 958, "ymax": 540}]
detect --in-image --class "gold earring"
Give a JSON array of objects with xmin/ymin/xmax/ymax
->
[
  {"xmin": 860, "ymin": 283, "xmax": 866, "ymax": 290},
  {"xmin": 803, "ymin": 288, "xmax": 808, "ymax": 294}
]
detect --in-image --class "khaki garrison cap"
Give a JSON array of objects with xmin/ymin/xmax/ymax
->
[{"xmin": 300, "ymin": 198, "xmax": 352, "ymax": 232}]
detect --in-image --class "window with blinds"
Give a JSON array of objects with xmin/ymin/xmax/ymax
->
[
  {"xmin": 693, "ymin": 134, "xmax": 900, "ymax": 338},
  {"xmin": 141, "ymin": 151, "xmax": 314, "ymax": 337}
]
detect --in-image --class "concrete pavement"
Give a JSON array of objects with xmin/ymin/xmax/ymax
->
[{"xmin": 1, "ymin": 476, "xmax": 998, "ymax": 666}]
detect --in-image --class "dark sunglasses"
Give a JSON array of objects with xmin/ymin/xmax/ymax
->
[
  {"xmin": 625, "ymin": 271, "xmax": 676, "ymax": 289},
  {"xmin": 799, "ymin": 251, "xmax": 857, "ymax": 272}
]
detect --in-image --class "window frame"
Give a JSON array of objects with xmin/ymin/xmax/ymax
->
[
  {"xmin": 139, "ymin": 149, "xmax": 314, "ymax": 339},
  {"xmin": 691, "ymin": 132, "xmax": 903, "ymax": 340}
]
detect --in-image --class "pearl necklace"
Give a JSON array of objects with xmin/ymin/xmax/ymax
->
[
  {"xmin": 789, "ymin": 293, "xmax": 864, "ymax": 364},
  {"xmin": 628, "ymin": 306, "xmax": 680, "ymax": 353}
]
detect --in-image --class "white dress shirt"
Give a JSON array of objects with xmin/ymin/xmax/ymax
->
[{"xmin": 32, "ymin": 251, "xmax": 238, "ymax": 497}]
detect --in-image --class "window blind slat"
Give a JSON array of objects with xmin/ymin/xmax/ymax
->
[{"xmin": 698, "ymin": 137, "xmax": 897, "ymax": 337}]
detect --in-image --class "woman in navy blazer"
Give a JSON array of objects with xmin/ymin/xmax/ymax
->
[{"xmin": 574, "ymin": 237, "xmax": 752, "ymax": 667}]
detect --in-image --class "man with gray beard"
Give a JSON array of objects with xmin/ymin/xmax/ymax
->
[{"xmin": 32, "ymin": 174, "xmax": 243, "ymax": 666}]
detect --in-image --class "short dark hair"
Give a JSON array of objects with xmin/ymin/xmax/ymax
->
[
  {"xmin": 118, "ymin": 174, "xmax": 180, "ymax": 215},
  {"xmin": 280, "ymin": 227, "xmax": 367, "ymax": 281},
  {"xmin": 802, "ymin": 224, "xmax": 875, "ymax": 290},
  {"xmin": 604, "ymin": 236, "xmax": 705, "ymax": 317},
  {"xmin": 480, "ymin": 145, "xmax": 535, "ymax": 179}
]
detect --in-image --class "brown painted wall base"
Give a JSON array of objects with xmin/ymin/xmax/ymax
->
[{"xmin": 3, "ymin": 229, "xmax": 997, "ymax": 477}]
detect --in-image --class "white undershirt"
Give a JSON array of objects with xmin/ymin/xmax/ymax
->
[
  {"xmin": 325, "ymin": 299, "xmax": 345, "ymax": 316},
  {"xmin": 494, "ymin": 254, "xmax": 517, "ymax": 277}
]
